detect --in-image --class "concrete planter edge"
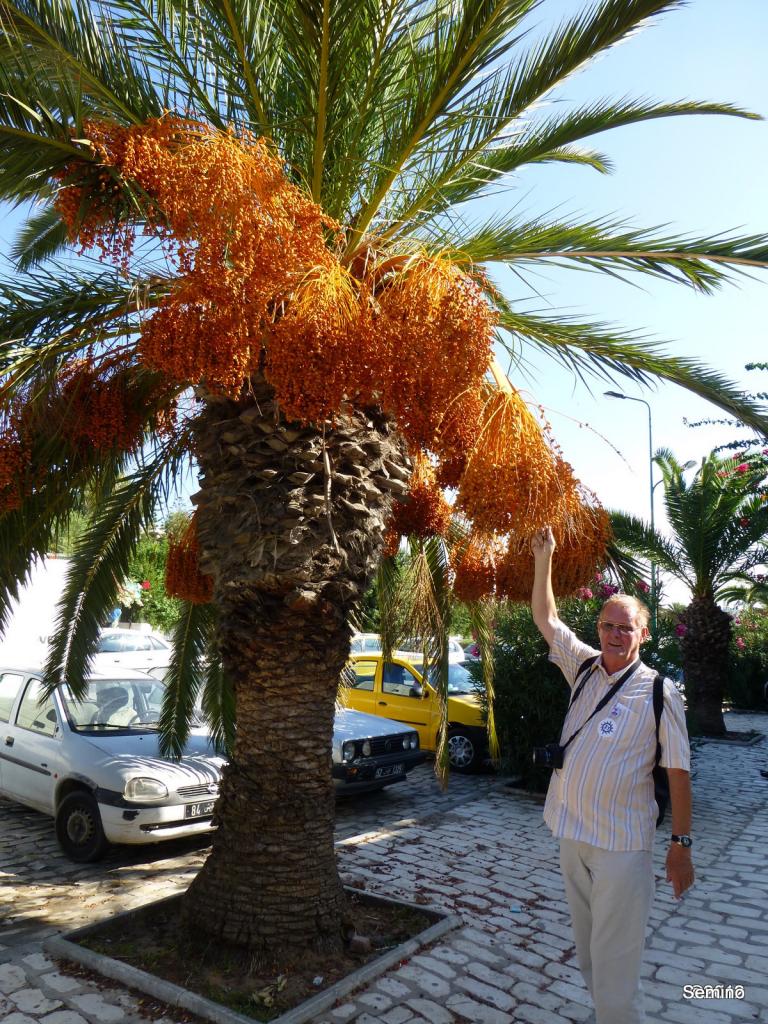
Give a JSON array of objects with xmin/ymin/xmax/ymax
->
[{"xmin": 44, "ymin": 887, "xmax": 461, "ymax": 1024}]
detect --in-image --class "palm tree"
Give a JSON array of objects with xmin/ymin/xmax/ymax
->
[
  {"xmin": 612, "ymin": 449, "xmax": 768, "ymax": 736},
  {"xmin": 2, "ymin": 0, "xmax": 768, "ymax": 959}
]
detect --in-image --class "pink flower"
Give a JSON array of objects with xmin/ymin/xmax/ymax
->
[
  {"xmin": 577, "ymin": 587, "xmax": 593, "ymax": 600},
  {"xmin": 597, "ymin": 582, "xmax": 618, "ymax": 598},
  {"xmin": 675, "ymin": 623, "xmax": 688, "ymax": 638},
  {"xmin": 637, "ymin": 580, "xmax": 650, "ymax": 593},
  {"xmin": 593, "ymin": 571, "xmax": 603, "ymax": 582},
  {"xmin": 736, "ymin": 637, "xmax": 746, "ymax": 650},
  {"xmin": 763, "ymin": 448, "xmax": 768, "ymax": 455},
  {"xmin": 736, "ymin": 463, "xmax": 749, "ymax": 473},
  {"xmin": 734, "ymin": 617, "xmax": 741, "ymax": 625},
  {"xmin": 141, "ymin": 580, "xmax": 151, "ymax": 590},
  {"xmin": 717, "ymin": 470, "xmax": 729, "ymax": 478},
  {"xmin": 740, "ymin": 518, "xmax": 750, "ymax": 527}
]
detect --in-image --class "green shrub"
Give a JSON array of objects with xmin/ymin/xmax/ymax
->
[
  {"xmin": 126, "ymin": 532, "xmax": 182, "ymax": 635},
  {"xmin": 727, "ymin": 609, "xmax": 768, "ymax": 709}
]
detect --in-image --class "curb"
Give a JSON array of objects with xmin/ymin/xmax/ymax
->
[{"xmin": 44, "ymin": 889, "xmax": 461, "ymax": 1024}]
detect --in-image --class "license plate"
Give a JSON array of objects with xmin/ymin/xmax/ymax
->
[
  {"xmin": 184, "ymin": 800, "xmax": 215, "ymax": 819},
  {"xmin": 374, "ymin": 763, "xmax": 405, "ymax": 779}
]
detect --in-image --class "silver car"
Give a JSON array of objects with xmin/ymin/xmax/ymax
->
[
  {"xmin": 332, "ymin": 707, "xmax": 424, "ymax": 794},
  {"xmin": 0, "ymin": 665, "xmax": 224, "ymax": 862}
]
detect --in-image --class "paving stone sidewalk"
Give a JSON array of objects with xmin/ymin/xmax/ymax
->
[{"xmin": 1, "ymin": 712, "xmax": 766, "ymax": 1024}]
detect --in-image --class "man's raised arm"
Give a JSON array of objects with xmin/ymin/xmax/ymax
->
[{"xmin": 531, "ymin": 526, "xmax": 559, "ymax": 648}]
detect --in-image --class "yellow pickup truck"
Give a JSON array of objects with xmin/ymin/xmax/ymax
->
[{"xmin": 342, "ymin": 654, "xmax": 487, "ymax": 771}]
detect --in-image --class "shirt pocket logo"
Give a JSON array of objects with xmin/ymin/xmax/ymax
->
[{"xmin": 598, "ymin": 717, "xmax": 616, "ymax": 737}]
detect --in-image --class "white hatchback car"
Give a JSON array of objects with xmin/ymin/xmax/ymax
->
[
  {"xmin": 91, "ymin": 628, "xmax": 172, "ymax": 673},
  {"xmin": 0, "ymin": 665, "xmax": 224, "ymax": 862}
]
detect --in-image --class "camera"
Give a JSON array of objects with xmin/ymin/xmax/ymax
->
[{"xmin": 532, "ymin": 743, "xmax": 564, "ymax": 769}]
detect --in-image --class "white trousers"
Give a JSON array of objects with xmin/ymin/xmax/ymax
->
[{"xmin": 559, "ymin": 839, "xmax": 654, "ymax": 1024}]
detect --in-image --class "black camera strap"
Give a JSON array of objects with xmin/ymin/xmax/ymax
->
[
  {"xmin": 569, "ymin": 655, "xmax": 600, "ymax": 707},
  {"xmin": 561, "ymin": 658, "xmax": 641, "ymax": 754}
]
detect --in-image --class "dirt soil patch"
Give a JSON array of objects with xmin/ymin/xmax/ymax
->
[{"xmin": 76, "ymin": 891, "xmax": 434, "ymax": 1022}]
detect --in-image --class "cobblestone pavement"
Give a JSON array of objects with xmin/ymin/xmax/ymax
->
[{"xmin": 1, "ymin": 712, "xmax": 766, "ymax": 1024}]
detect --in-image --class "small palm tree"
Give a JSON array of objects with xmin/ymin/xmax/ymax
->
[
  {"xmin": 2, "ymin": 0, "xmax": 768, "ymax": 959},
  {"xmin": 612, "ymin": 450, "xmax": 768, "ymax": 735}
]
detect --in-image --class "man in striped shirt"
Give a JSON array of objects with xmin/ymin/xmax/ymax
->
[{"xmin": 531, "ymin": 526, "xmax": 694, "ymax": 1024}]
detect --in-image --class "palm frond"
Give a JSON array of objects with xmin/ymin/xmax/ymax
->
[
  {"xmin": 9, "ymin": 203, "xmax": 69, "ymax": 269},
  {"xmin": 43, "ymin": 459, "xmax": 166, "ymax": 696},
  {"xmin": 158, "ymin": 599, "xmax": 210, "ymax": 758},
  {"xmin": 401, "ymin": 536, "xmax": 453, "ymax": 783},
  {"xmin": 494, "ymin": 307, "xmax": 768, "ymax": 436},
  {"xmin": 374, "ymin": 552, "xmax": 406, "ymax": 660},
  {"xmin": 347, "ymin": 0, "xmax": 693, "ymax": 245},
  {"xmin": 200, "ymin": 653, "xmax": 236, "ymax": 758},
  {"xmin": 0, "ymin": 435, "xmax": 136, "ymax": 637},
  {"xmin": 386, "ymin": 96, "xmax": 750, "ymax": 236},
  {"xmin": 466, "ymin": 597, "xmax": 498, "ymax": 759},
  {"xmin": 435, "ymin": 214, "xmax": 768, "ymax": 292},
  {"xmin": 0, "ymin": 261, "xmax": 166, "ymax": 387},
  {"xmin": 609, "ymin": 510, "xmax": 692, "ymax": 588},
  {"xmin": 0, "ymin": 0, "xmax": 163, "ymax": 124},
  {"xmin": 344, "ymin": 0, "xmax": 541, "ymax": 253}
]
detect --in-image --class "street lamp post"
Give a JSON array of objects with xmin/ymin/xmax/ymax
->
[{"xmin": 604, "ymin": 391, "xmax": 657, "ymax": 635}]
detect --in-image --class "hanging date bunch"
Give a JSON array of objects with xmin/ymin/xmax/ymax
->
[
  {"xmin": 0, "ymin": 401, "xmax": 31, "ymax": 512},
  {"xmin": 165, "ymin": 514, "xmax": 214, "ymax": 604},
  {"xmin": 264, "ymin": 265, "xmax": 380, "ymax": 424},
  {"xmin": 55, "ymin": 117, "xmax": 336, "ymax": 395},
  {"xmin": 50, "ymin": 356, "xmax": 147, "ymax": 455},
  {"xmin": 495, "ymin": 494, "xmax": 612, "ymax": 602},
  {"xmin": 432, "ymin": 386, "xmax": 486, "ymax": 489},
  {"xmin": 389, "ymin": 453, "xmax": 452, "ymax": 540},
  {"xmin": 450, "ymin": 534, "xmax": 498, "ymax": 604},
  {"xmin": 457, "ymin": 384, "xmax": 572, "ymax": 535},
  {"xmin": 376, "ymin": 257, "xmax": 496, "ymax": 451}
]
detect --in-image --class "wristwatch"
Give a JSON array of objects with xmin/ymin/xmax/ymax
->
[{"xmin": 671, "ymin": 834, "xmax": 693, "ymax": 848}]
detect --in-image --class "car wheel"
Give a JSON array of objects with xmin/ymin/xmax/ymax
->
[
  {"xmin": 55, "ymin": 792, "xmax": 110, "ymax": 862},
  {"xmin": 447, "ymin": 729, "xmax": 479, "ymax": 772}
]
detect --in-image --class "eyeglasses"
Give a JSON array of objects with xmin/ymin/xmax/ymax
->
[{"xmin": 598, "ymin": 621, "xmax": 638, "ymax": 636}]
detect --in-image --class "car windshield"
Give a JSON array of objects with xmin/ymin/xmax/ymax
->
[
  {"xmin": 410, "ymin": 662, "xmax": 477, "ymax": 696},
  {"xmin": 60, "ymin": 677, "xmax": 170, "ymax": 732}
]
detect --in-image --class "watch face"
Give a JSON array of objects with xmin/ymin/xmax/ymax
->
[{"xmin": 674, "ymin": 835, "xmax": 692, "ymax": 848}]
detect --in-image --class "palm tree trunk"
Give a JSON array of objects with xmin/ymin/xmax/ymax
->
[
  {"xmin": 681, "ymin": 595, "xmax": 731, "ymax": 736},
  {"xmin": 181, "ymin": 376, "xmax": 408, "ymax": 958}
]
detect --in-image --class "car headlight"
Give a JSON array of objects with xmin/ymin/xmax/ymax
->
[
  {"xmin": 124, "ymin": 777, "xmax": 169, "ymax": 802},
  {"xmin": 409, "ymin": 734, "xmax": 419, "ymax": 749},
  {"xmin": 361, "ymin": 740, "xmax": 371, "ymax": 757},
  {"xmin": 342, "ymin": 741, "xmax": 357, "ymax": 763},
  {"xmin": 402, "ymin": 736, "xmax": 410, "ymax": 750}
]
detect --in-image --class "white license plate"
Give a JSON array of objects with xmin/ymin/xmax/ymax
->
[
  {"xmin": 374, "ymin": 763, "xmax": 405, "ymax": 779},
  {"xmin": 184, "ymin": 800, "xmax": 215, "ymax": 818}
]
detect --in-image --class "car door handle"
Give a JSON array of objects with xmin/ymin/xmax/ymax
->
[
  {"xmin": 378, "ymin": 701, "xmax": 388, "ymax": 706},
  {"xmin": 4, "ymin": 736, "xmax": 13, "ymax": 746}
]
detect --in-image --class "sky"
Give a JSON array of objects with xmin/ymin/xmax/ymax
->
[
  {"xmin": 486, "ymin": 0, "xmax": 768, "ymax": 532},
  {"xmin": 1, "ymin": 0, "xmax": 767, "ymax": 602}
]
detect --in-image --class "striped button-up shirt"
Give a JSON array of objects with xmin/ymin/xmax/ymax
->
[{"xmin": 543, "ymin": 623, "xmax": 690, "ymax": 851}]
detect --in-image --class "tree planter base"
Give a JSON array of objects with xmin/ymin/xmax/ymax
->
[{"xmin": 44, "ymin": 889, "xmax": 459, "ymax": 1024}]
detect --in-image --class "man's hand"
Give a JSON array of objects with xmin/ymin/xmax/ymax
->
[
  {"xmin": 666, "ymin": 844, "xmax": 694, "ymax": 899},
  {"xmin": 531, "ymin": 526, "xmax": 555, "ymax": 560}
]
